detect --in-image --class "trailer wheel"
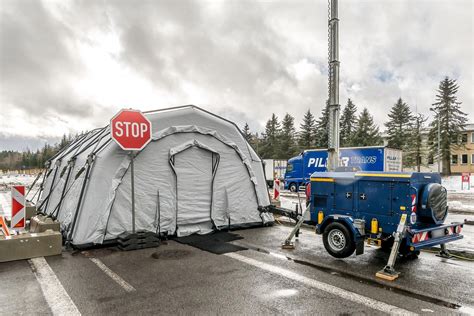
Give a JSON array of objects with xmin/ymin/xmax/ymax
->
[
  {"xmin": 289, "ymin": 183, "xmax": 297, "ymax": 192},
  {"xmin": 323, "ymin": 222, "xmax": 356, "ymax": 258}
]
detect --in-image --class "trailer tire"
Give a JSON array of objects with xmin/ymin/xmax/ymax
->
[
  {"xmin": 289, "ymin": 183, "xmax": 297, "ymax": 192},
  {"xmin": 323, "ymin": 222, "xmax": 356, "ymax": 258}
]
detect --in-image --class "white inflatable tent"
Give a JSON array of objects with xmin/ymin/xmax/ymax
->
[{"xmin": 37, "ymin": 105, "xmax": 272, "ymax": 246}]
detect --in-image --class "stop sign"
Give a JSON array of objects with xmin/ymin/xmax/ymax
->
[{"xmin": 110, "ymin": 109, "xmax": 152, "ymax": 151}]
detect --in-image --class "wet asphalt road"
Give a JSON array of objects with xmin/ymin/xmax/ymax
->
[{"xmin": 1, "ymin": 223, "xmax": 473, "ymax": 315}]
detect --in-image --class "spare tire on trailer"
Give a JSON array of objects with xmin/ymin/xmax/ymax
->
[{"xmin": 419, "ymin": 183, "xmax": 448, "ymax": 224}]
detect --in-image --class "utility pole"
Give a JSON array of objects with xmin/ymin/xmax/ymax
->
[
  {"xmin": 437, "ymin": 112, "xmax": 441, "ymax": 173},
  {"xmin": 430, "ymin": 107, "xmax": 441, "ymax": 173},
  {"xmin": 327, "ymin": 0, "xmax": 340, "ymax": 171}
]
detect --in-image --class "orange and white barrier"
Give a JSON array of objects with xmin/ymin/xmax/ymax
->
[
  {"xmin": 273, "ymin": 179, "xmax": 280, "ymax": 200},
  {"xmin": 0, "ymin": 216, "xmax": 10, "ymax": 237},
  {"xmin": 11, "ymin": 185, "xmax": 26, "ymax": 230}
]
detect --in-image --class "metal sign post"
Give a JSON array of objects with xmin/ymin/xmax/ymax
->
[
  {"xmin": 130, "ymin": 151, "xmax": 136, "ymax": 234},
  {"xmin": 110, "ymin": 109, "xmax": 152, "ymax": 237}
]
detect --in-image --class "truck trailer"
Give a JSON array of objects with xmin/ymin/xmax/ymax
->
[
  {"xmin": 284, "ymin": 146, "xmax": 402, "ymax": 191},
  {"xmin": 263, "ymin": 159, "xmax": 287, "ymax": 187}
]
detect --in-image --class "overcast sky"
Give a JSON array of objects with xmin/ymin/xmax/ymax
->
[{"xmin": 0, "ymin": 0, "xmax": 472, "ymax": 151}]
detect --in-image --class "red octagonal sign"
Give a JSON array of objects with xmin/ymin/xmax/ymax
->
[{"xmin": 111, "ymin": 109, "xmax": 152, "ymax": 151}]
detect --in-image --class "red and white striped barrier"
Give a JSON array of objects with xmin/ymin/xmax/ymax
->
[
  {"xmin": 273, "ymin": 179, "xmax": 280, "ymax": 201},
  {"xmin": 11, "ymin": 185, "xmax": 26, "ymax": 230}
]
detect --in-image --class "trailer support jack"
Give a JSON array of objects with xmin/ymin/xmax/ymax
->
[
  {"xmin": 281, "ymin": 205, "xmax": 310, "ymax": 249},
  {"xmin": 437, "ymin": 243, "xmax": 452, "ymax": 259},
  {"xmin": 376, "ymin": 214, "xmax": 407, "ymax": 281}
]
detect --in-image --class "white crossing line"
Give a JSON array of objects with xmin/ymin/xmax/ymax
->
[
  {"xmin": 89, "ymin": 257, "xmax": 136, "ymax": 292},
  {"xmin": 225, "ymin": 252, "xmax": 417, "ymax": 316},
  {"xmin": 29, "ymin": 257, "xmax": 81, "ymax": 316}
]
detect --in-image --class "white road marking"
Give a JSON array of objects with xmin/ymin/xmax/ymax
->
[
  {"xmin": 29, "ymin": 257, "xmax": 81, "ymax": 316},
  {"xmin": 89, "ymin": 257, "xmax": 136, "ymax": 292},
  {"xmin": 225, "ymin": 252, "xmax": 417, "ymax": 316}
]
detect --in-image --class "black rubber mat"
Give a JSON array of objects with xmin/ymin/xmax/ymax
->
[{"xmin": 174, "ymin": 231, "xmax": 247, "ymax": 254}]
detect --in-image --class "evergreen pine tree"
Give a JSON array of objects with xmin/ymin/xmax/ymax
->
[
  {"xmin": 314, "ymin": 102, "xmax": 330, "ymax": 148},
  {"xmin": 59, "ymin": 134, "xmax": 69, "ymax": 150},
  {"xmin": 251, "ymin": 132, "xmax": 262, "ymax": 157},
  {"xmin": 405, "ymin": 113, "xmax": 428, "ymax": 171},
  {"xmin": 352, "ymin": 108, "xmax": 382, "ymax": 146},
  {"xmin": 260, "ymin": 114, "xmax": 281, "ymax": 158},
  {"xmin": 384, "ymin": 98, "xmax": 413, "ymax": 150},
  {"xmin": 280, "ymin": 113, "xmax": 298, "ymax": 158},
  {"xmin": 428, "ymin": 77, "xmax": 468, "ymax": 175},
  {"xmin": 242, "ymin": 122, "xmax": 252, "ymax": 142},
  {"xmin": 340, "ymin": 99, "xmax": 357, "ymax": 147},
  {"xmin": 298, "ymin": 110, "xmax": 316, "ymax": 149}
]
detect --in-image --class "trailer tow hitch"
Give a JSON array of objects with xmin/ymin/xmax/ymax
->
[{"xmin": 437, "ymin": 244, "xmax": 452, "ymax": 259}]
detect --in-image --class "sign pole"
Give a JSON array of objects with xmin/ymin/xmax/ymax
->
[
  {"xmin": 110, "ymin": 108, "xmax": 152, "ymax": 239},
  {"xmin": 130, "ymin": 151, "xmax": 136, "ymax": 234}
]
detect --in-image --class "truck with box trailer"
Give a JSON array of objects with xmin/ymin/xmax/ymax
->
[
  {"xmin": 284, "ymin": 146, "xmax": 402, "ymax": 191},
  {"xmin": 263, "ymin": 159, "xmax": 287, "ymax": 187}
]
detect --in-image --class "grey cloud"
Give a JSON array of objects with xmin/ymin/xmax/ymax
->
[
  {"xmin": 0, "ymin": 0, "xmax": 94, "ymax": 118},
  {"xmin": 0, "ymin": 0, "xmax": 472, "ymax": 148}
]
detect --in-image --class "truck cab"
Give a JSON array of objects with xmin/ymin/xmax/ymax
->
[{"xmin": 284, "ymin": 155, "xmax": 307, "ymax": 192}]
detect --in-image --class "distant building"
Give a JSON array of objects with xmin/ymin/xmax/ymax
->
[
  {"xmin": 451, "ymin": 123, "xmax": 474, "ymax": 174},
  {"xmin": 382, "ymin": 123, "xmax": 474, "ymax": 174}
]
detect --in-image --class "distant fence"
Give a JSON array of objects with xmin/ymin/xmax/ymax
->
[{"xmin": 0, "ymin": 169, "xmax": 44, "ymax": 176}]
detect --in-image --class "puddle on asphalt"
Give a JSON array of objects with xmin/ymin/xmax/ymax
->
[
  {"xmin": 151, "ymin": 249, "xmax": 192, "ymax": 260},
  {"xmin": 262, "ymin": 288, "xmax": 298, "ymax": 299}
]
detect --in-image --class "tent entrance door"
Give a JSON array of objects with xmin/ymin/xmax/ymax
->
[{"xmin": 172, "ymin": 146, "xmax": 218, "ymax": 237}]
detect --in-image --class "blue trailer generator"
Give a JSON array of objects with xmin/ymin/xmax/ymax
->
[{"xmin": 310, "ymin": 171, "xmax": 463, "ymax": 259}]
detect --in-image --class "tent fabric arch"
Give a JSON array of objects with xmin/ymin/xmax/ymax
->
[
  {"xmin": 169, "ymin": 139, "xmax": 220, "ymax": 236},
  {"xmin": 38, "ymin": 105, "xmax": 272, "ymax": 246}
]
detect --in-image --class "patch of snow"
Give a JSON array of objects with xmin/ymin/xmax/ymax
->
[
  {"xmin": 442, "ymin": 175, "xmax": 474, "ymax": 193},
  {"xmin": 0, "ymin": 173, "xmax": 42, "ymax": 218},
  {"xmin": 0, "ymin": 191, "xmax": 11, "ymax": 218}
]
